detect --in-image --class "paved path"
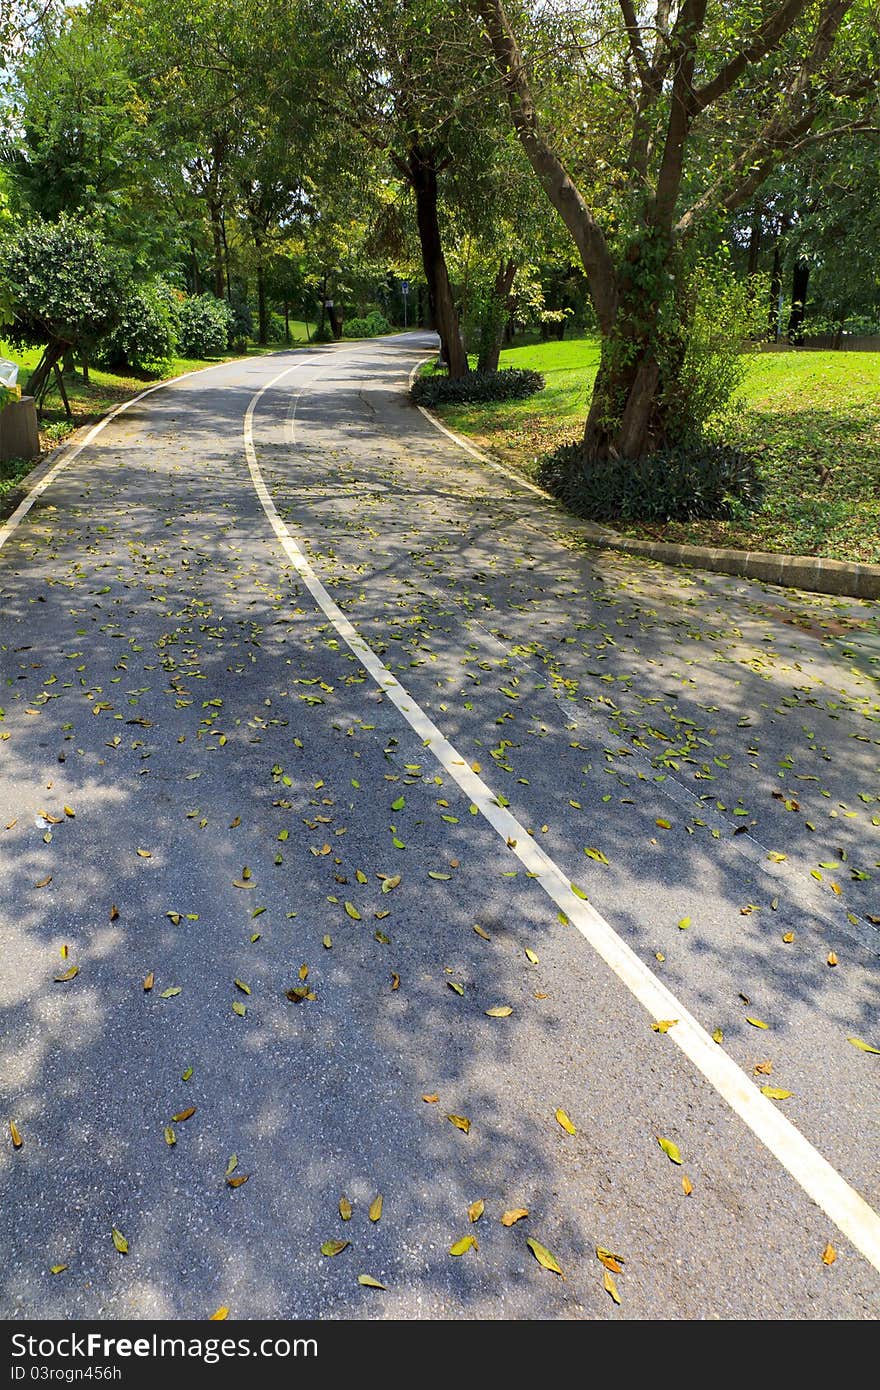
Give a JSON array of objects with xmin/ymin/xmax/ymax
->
[{"xmin": 1, "ymin": 335, "xmax": 878, "ymax": 1320}]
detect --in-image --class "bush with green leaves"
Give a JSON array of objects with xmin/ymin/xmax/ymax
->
[
  {"xmin": 311, "ymin": 322, "xmax": 334, "ymax": 343},
  {"xmin": 411, "ymin": 366, "xmax": 544, "ymax": 408},
  {"xmin": 343, "ymin": 310, "xmax": 391, "ymax": 339},
  {"xmin": 0, "ymin": 215, "xmax": 126, "ymax": 356},
  {"xmin": 98, "ymin": 279, "xmax": 179, "ymax": 370},
  {"xmin": 537, "ymin": 440, "xmax": 761, "ymax": 523},
  {"xmin": 176, "ymin": 293, "xmax": 234, "ymax": 358}
]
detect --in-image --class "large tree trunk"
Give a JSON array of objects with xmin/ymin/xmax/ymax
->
[
  {"xmin": 208, "ymin": 199, "xmax": 225, "ymax": 300},
  {"xmin": 787, "ymin": 259, "xmax": 810, "ymax": 344},
  {"xmin": 477, "ymin": 259, "xmax": 517, "ymax": 373},
  {"xmin": 408, "ymin": 148, "xmax": 468, "ymax": 378},
  {"xmin": 28, "ymin": 340, "xmax": 67, "ymax": 404}
]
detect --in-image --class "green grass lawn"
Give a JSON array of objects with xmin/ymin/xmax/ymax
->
[
  {"xmin": 0, "ymin": 324, "xmax": 315, "ymax": 470},
  {"xmin": 433, "ymin": 336, "xmax": 880, "ymax": 566}
]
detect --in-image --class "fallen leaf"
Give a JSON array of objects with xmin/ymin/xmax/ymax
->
[
  {"xmin": 369, "ymin": 1194, "xmax": 383, "ymax": 1222},
  {"xmin": 525, "ymin": 948, "xmax": 539, "ymax": 964},
  {"xmin": 468, "ymin": 1199, "xmax": 484, "ymax": 1223},
  {"xmin": 234, "ymin": 979, "xmax": 251, "ymax": 995},
  {"xmin": 712, "ymin": 1028, "xmax": 724, "ymax": 1044},
  {"xmin": 754, "ymin": 1060, "xmax": 773, "ymax": 1075},
  {"xmin": 603, "ymin": 1268, "xmax": 621, "ymax": 1304},
  {"xmin": 50, "ymin": 1265, "xmax": 68, "ymax": 1275},
  {"xmin": 501, "ymin": 1208, "xmax": 528, "ymax": 1226},
  {"xmin": 555, "ymin": 1108, "xmax": 576, "ymax": 1135},
  {"xmin": 682, "ymin": 1174, "xmax": 694, "ymax": 1196},
  {"xmin": 159, "ymin": 986, "xmax": 181, "ymax": 998},
  {"xmin": 172, "ymin": 1107, "xmax": 197, "ymax": 1122},
  {"xmin": 847, "ymin": 1036, "xmax": 880, "ymax": 1055},
  {"xmin": 657, "ymin": 1136, "xmax": 682, "ymax": 1165},
  {"xmin": 64, "ymin": 806, "xmax": 75, "ymax": 818},
  {"xmin": 390, "ymin": 972, "xmax": 400, "ymax": 991},
  {"xmin": 422, "ymin": 1094, "xmax": 439, "ymax": 1104},
  {"xmin": 209, "ymin": 1307, "xmax": 229, "ymax": 1321},
  {"xmin": 9, "ymin": 1119, "xmax": 23, "ymax": 1149},
  {"xmin": 447, "ymin": 1114, "xmax": 470, "ymax": 1134},
  {"xmin": 652, "ymin": 1019, "xmax": 678, "ymax": 1033},
  {"xmin": 781, "ymin": 931, "xmax": 795, "ymax": 943},
  {"xmin": 232, "ymin": 1000, "xmax": 247, "ymax": 1017},
  {"xmin": 227, "ymin": 1173, "xmax": 250, "ymax": 1188},
  {"xmin": 164, "ymin": 1126, "xmax": 176, "ymax": 1146},
  {"xmin": 109, "ymin": 904, "xmax": 119, "ymax": 921},
  {"xmin": 323, "ymin": 935, "xmax": 332, "ymax": 949},
  {"xmin": 449, "ymin": 1235, "xmax": 478, "ymax": 1256},
  {"xmin": 34, "ymin": 875, "xmax": 52, "ymax": 888},
  {"xmin": 655, "ymin": 818, "xmax": 671, "ymax": 830},
  {"xmin": 583, "ymin": 847, "xmax": 609, "ymax": 864},
  {"xmin": 827, "ymin": 952, "xmax": 838, "ymax": 967},
  {"xmin": 225, "ymin": 1155, "xmax": 238, "ymax": 1177},
  {"xmin": 447, "ymin": 981, "xmax": 464, "ymax": 996},
  {"xmin": 596, "ymin": 1247, "xmax": 625, "ymax": 1273},
  {"xmin": 760, "ymin": 1086, "xmax": 793, "ymax": 1100},
  {"xmin": 526, "ymin": 1237, "xmax": 564, "ymax": 1277},
  {"xmin": 321, "ymin": 1240, "xmax": 350, "ymax": 1257},
  {"xmin": 54, "ymin": 966, "xmax": 79, "ymax": 983},
  {"xmin": 167, "ymin": 911, "xmax": 182, "ymax": 925},
  {"xmin": 344, "ymin": 902, "xmax": 361, "ymax": 921},
  {"xmin": 111, "ymin": 1228, "xmax": 128, "ymax": 1255},
  {"xmin": 143, "ymin": 972, "xmax": 154, "ymax": 992},
  {"xmin": 822, "ymin": 1243, "xmax": 837, "ymax": 1266},
  {"xmin": 473, "ymin": 924, "xmax": 491, "ymax": 940},
  {"xmin": 746, "ymin": 1017, "xmax": 769, "ymax": 1029},
  {"xmin": 136, "ymin": 848, "xmax": 152, "ymax": 859},
  {"xmin": 677, "ymin": 917, "xmax": 691, "ymax": 930},
  {"xmin": 339, "ymin": 1196, "xmax": 352, "ymax": 1221},
  {"xmin": 485, "ymin": 1006, "xmax": 513, "ymax": 1018},
  {"xmin": 357, "ymin": 1275, "xmax": 386, "ymax": 1289}
]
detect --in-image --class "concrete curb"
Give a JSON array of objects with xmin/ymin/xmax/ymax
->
[{"xmin": 411, "ymin": 391, "xmax": 880, "ymax": 602}]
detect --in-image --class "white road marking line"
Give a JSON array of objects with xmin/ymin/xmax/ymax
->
[
  {"xmin": 0, "ymin": 356, "xmax": 266, "ymax": 554},
  {"xmin": 246, "ymin": 359, "xmax": 880, "ymax": 1277}
]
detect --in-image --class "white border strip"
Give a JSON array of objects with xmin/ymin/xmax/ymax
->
[{"xmin": 246, "ymin": 358, "xmax": 880, "ymax": 1276}]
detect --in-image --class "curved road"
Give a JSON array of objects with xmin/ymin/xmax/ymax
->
[{"xmin": 1, "ymin": 334, "xmax": 878, "ymax": 1319}]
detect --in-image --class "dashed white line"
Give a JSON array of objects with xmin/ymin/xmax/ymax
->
[{"xmin": 245, "ymin": 356, "xmax": 880, "ymax": 1278}]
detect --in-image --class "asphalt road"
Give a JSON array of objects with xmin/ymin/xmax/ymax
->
[{"xmin": 1, "ymin": 333, "xmax": 878, "ymax": 1320}]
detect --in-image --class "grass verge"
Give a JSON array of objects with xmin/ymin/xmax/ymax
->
[{"xmin": 430, "ymin": 336, "xmax": 880, "ymax": 566}]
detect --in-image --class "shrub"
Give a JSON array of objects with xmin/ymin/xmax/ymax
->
[
  {"xmin": 99, "ymin": 279, "xmax": 179, "ymax": 369},
  {"xmin": 228, "ymin": 293, "xmax": 254, "ymax": 346},
  {"xmin": 537, "ymin": 440, "xmax": 762, "ymax": 523},
  {"xmin": 311, "ymin": 322, "xmax": 334, "ymax": 343},
  {"xmin": 411, "ymin": 366, "xmax": 544, "ymax": 408},
  {"xmin": 176, "ymin": 293, "xmax": 234, "ymax": 358},
  {"xmin": 0, "ymin": 215, "xmax": 126, "ymax": 355},
  {"xmin": 344, "ymin": 310, "xmax": 391, "ymax": 339}
]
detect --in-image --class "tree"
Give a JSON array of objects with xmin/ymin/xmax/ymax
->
[
  {"xmin": 471, "ymin": 0, "xmax": 880, "ymax": 466},
  {"xmin": 0, "ymin": 216, "xmax": 128, "ymax": 396}
]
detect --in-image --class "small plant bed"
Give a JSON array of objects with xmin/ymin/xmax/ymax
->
[
  {"xmin": 411, "ymin": 365, "xmax": 544, "ymax": 408},
  {"xmin": 428, "ymin": 337, "xmax": 880, "ymax": 566}
]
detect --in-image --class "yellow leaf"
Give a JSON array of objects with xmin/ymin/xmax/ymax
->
[
  {"xmin": 468, "ymin": 1199, "xmax": 484, "ymax": 1223},
  {"xmin": 227, "ymin": 1173, "xmax": 250, "ymax": 1188},
  {"xmin": 677, "ymin": 917, "xmax": 691, "ymax": 930},
  {"xmin": 111, "ymin": 1228, "xmax": 128, "ymax": 1254},
  {"xmin": 164, "ymin": 1126, "xmax": 176, "ymax": 1146},
  {"xmin": 447, "ymin": 1114, "xmax": 470, "ymax": 1133},
  {"xmin": 234, "ymin": 979, "xmax": 251, "ymax": 995},
  {"xmin": 485, "ymin": 1006, "xmax": 513, "ymax": 1018},
  {"xmin": 473, "ymin": 924, "xmax": 491, "ymax": 940},
  {"xmin": 9, "ymin": 1119, "xmax": 23, "ymax": 1149},
  {"xmin": 298, "ymin": 964, "xmax": 308, "ymax": 981},
  {"xmin": 422, "ymin": 1094, "xmax": 439, "ymax": 1104},
  {"xmin": 321, "ymin": 1240, "xmax": 350, "ymax": 1257},
  {"xmin": 357, "ymin": 1274, "xmax": 386, "ymax": 1289},
  {"xmin": 390, "ymin": 973, "xmax": 400, "ymax": 991},
  {"xmin": 526, "ymin": 1237, "xmax": 564, "ymax": 1277},
  {"xmin": 822, "ymin": 1243, "xmax": 837, "ymax": 1266},
  {"xmin": 596, "ymin": 1247, "xmax": 625, "ymax": 1273},
  {"xmin": 652, "ymin": 1019, "xmax": 678, "ymax": 1033},
  {"xmin": 172, "ymin": 1107, "xmax": 196, "ymax": 1122},
  {"xmin": 50, "ymin": 1265, "xmax": 68, "ymax": 1275},
  {"xmin": 501, "ymin": 1208, "xmax": 528, "ymax": 1227},
  {"xmin": 603, "ymin": 1268, "xmax": 621, "ymax": 1304},
  {"xmin": 232, "ymin": 1000, "xmax": 247, "ymax": 1016},
  {"xmin": 323, "ymin": 935, "xmax": 332, "ymax": 949},
  {"xmin": 159, "ymin": 986, "xmax": 181, "ymax": 998},
  {"xmin": 847, "ymin": 1036, "xmax": 880, "ymax": 1055},
  {"xmin": 827, "ymin": 952, "xmax": 838, "ymax": 967},
  {"xmin": 711, "ymin": 1028, "xmax": 724, "ymax": 1044},
  {"xmin": 525, "ymin": 948, "xmax": 539, "ymax": 965},
  {"xmin": 339, "ymin": 1196, "xmax": 352, "ymax": 1221},
  {"xmin": 356, "ymin": 869, "xmax": 367, "ymax": 884},
  {"xmin": 143, "ymin": 972, "xmax": 154, "ymax": 992},
  {"xmin": 767, "ymin": 851, "xmax": 787, "ymax": 863},
  {"xmin": 344, "ymin": 902, "xmax": 361, "ymax": 921},
  {"xmin": 782, "ymin": 931, "xmax": 795, "ymax": 942},
  {"xmin": 54, "ymin": 966, "xmax": 79, "ymax": 983},
  {"xmin": 760, "ymin": 1086, "xmax": 793, "ymax": 1100},
  {"xmin": 369, "ymin": 1194, "xmax": 383, "ymax": 1222},
  {"xmin": 447, "ymin": 981, "xmax": 464, "ymax": 996},
  {"xmin": 449, "ymin": 1235, "xmax": 478, "ymax": 1256},
  {"xmin": 136, "ymin": 848, "xmax": 152, "ymax": 858},
  {"xmin": 682, "ymin": 1175, "xmax": 694, "ymax": 1196},
  {"xmin": 555, "ymin": 1108, "xmax": 576, "ymax": 1135},
  {"xmin": 209, "ymin": 1307, "xmax": 229, "ymax": 1321},
  {"xmin": 225, "ymin": 1155, "xmax": 238, "ymax": 1177},
  {"xmin": 167, "ymin": 912, "xmax": 182, "ymax": 925},
  {"xmin": 746, "ymin": 1017, "xmax": 769, "ymax": 1029},
  {"xmin": 655, "ymin": 818, "xmax": 671, "ymax": 830},
  {"xmin": 657, "ymin": 1136, "xmax": 682, "ymax": 1164},
  {"xmin": 63, "ymin": 806, "xmax": 75, "ymax": 818}
]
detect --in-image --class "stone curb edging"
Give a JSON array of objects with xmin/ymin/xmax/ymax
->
[{"xmin": 411, "ymin": 388, "xmax": 880, "ymax": 603}]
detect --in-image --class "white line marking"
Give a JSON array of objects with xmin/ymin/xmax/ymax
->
[
  {"xmin": 246, "ymin": 358, "xmax": 880, "ymax": 1276},
  {"xmin": 0, "ymin": 354, "xmax": 278, "ymax": 554}
]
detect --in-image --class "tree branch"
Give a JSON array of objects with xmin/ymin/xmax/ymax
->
[
  {"xmin": 618, "ymin": 0, "xmax": 650, "ymax": 86},
  {"xmin": 471, "ymin": 0, "xmax": 617, "ymax": 330},
  {"xmin": 690, "ymin": 0, "xmax": 810, "ymax": 114}
]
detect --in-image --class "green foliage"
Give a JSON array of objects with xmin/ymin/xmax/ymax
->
[
  {"xmin": 176, "ymin": 294, "xmax": 233, "ymax": 358},
  {"xmin": 411, "ymin": 367, "xmax": 544, "ymax": 407},
  {"xmin": 343, "ymin": 310, "xmax": 391, "ymax": 338},
  {"xmin": 98, "ymin": 280, "xmax": 179, "ymax": 370},
  {"xmin": 0, "ymin": 215, "xmax": 127, "ymax": 353},
  {"xmin": 538, "ymin": 440, "xmax": 761, "ymax": 523},
  {"xmin": 311, "ymin": 322, "xmax": 334, "ymax": 343}
]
